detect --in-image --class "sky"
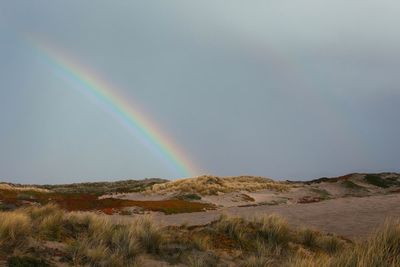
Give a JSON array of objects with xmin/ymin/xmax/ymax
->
[{"xmin": 1, "ymin": 1, "xmax": 399, "ymax": 184}]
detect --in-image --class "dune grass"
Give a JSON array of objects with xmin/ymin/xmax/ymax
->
[
  {"xmin": 0, "ymin": 205, "xmax": 161, "ymax": 266},
  {"xmin": 150, "ymin": 175, "xmax": 291, "ymax": 195},
  {"xmin": 0, "ymin": 204, "xmax": 399, "ymax": 266},
  {"xmin": 0, "ymin": 183, "xmax": 50, "ymax": 193},
  {"xmin": 0, "ymin": 211, "xmax": 31, "ymax": 252},
  {"xmin": 291, "ymin": 219, "xmax": 400, "ymax": 267}
]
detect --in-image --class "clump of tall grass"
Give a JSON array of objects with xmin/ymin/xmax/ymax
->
[
  {"xmin": 24, "ymin": 203, "xmax": 60, "ymax": 220},
  {"xmin": 191, "ymin": 234, "xmax": 212, "ymax": 251},
  {"xmin": 130, "ymin": 215, "xmax": 162, "ymax": 253},
  {"xmin": 37, "ymin": 211, "xmax": 64, "ymax": 240},
  {"xmin": 0, "ymin": 205, "xmax": 161, "ymax": 266},
  {"xmin": 255, "ymin": 214, "xmax": 290, "ymax": 247},
  {"xmin": 22, "ymin": 204, "xmax": 66, "ymax": 241},
  {"xmin": 298, "ymin": 228, "xmax": 319, "ymax": 248},
  {"xmin": 0, "ymin": 211, "xmax": 31, "ymax": 252},
  {"xmin": 317, "ymin": 235, "xmax": 345, "ymax": 254},
  {"xmin": 213, "ymin": 213, "xmax": 291, "ymax": 259},
  {"xmin": 66, "ymin": 214, "xmax": 163, "ymax": 266},
  {"xmin": 214, "ymin": 214, "xmax": 247, "ymax": 243},
  {"xmin": 287, "ymin": 254, "xmax": 331, "ymax": 267},
  {"xmin": 290, "ymin": 219, "xmax": 400, "ymax": 267},
  {"xmin": 328, "ymin": 219, "xmax": 400, "ymax": 267},
  {"xmin": 68, "ymin": 236, "xmax": 139, "ymax": 267}
]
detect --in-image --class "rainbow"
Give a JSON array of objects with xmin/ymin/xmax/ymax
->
[{"xmin": 28, "ymin": 38, "xmax": 197, "ymax": 178}]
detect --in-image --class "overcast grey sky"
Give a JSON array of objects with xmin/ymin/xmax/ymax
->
[{"xmin": 1, "ymin": 1, "xmax": 399, "ymax": 183}]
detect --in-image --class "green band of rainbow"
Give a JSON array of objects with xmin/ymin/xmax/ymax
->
[{"xmin": 29, "ymin": 39, "xmax": 197, "ymax": 178}]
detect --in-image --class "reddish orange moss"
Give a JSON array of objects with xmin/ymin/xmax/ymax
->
[
  {"xmin": 0, "ymin": 189, "xmax": 214, "ymax": 214},
  {"xmin": 390, "ymin": 188, "xmax": 400, "ymax": 194},
  {"xmin": 297, "ymin": 196, "xmax": 324, "ymax": 204}
]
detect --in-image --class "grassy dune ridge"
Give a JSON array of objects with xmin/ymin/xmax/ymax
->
[
  {"xmin": 0, "ymin": 184, "xmax": 50, "ymax": 193},
  {"xmin": 0, "ymin": 204, "xmax": 399, "ymax": 266},
  {"xmin": 38, "ymin": 178, "xmax": 167, "ymax": 195},
  {"xmin": 149, "ymin": 175, "xmax": 291, "ymax": 195}
]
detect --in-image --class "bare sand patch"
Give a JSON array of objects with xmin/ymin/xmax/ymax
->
[{"xmin": 145, "ymin": 193, "xmax": 400, "ymax": 239}]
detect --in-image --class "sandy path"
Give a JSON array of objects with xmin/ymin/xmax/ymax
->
[{"xmin": 150, "ymin": 194, "xmax": 400, "ymax": 239}]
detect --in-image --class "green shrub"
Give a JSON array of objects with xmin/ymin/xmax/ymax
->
[
  {"xmin": 309, "ymin": 188, "xmax": 331, "ymax": 199},
  {"xmin": 341, "ymin": 180, "xmax": 365, "ymax": 190},
  {"xmin": 364, "ymin": 175, "xmax": 390, "ymax": 188}
]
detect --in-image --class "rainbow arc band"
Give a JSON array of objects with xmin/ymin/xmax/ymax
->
[{"xmin": 29, "ymin": 39, "xmax": 196, "ymax": 178}]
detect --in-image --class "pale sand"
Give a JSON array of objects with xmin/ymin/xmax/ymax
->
[{"xmin": 147, "ymin": 193, "xmax": 400, "ymax": 239}]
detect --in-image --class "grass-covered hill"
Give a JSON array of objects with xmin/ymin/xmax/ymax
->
[{"xmin": 7, "ymin": 178, "xmax": 167, "ymax": 195}]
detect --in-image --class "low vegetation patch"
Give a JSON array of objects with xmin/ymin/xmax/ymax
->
[
  {"xmin": 174, "ymin": 193, "xmax": 202, "ymax": 201},
  {"xmin": 0, "ymin": 205, "xmax": 399, "ymax": 266},
  {"xmin": 150, "ymin": 175, "xmax": 291, "ymax": 195},
  {"xmin": 309, "ymin": 188, "xmax": 331, "ymax": 199},
  {"xmin": 341, "ymin": 180, "xmax": 366, "ymax": 190},
  {"xmin": 38, "ymin": 178, "xmax": 167, "ymax": 195},
  {"xmin": 364, "ymin": 174, "xmax": 391, "ymax": 188},
  {"xmin": 0, "ymin": 187, "xmax": 213, "ymax": 215},
  {"xmin": 304, "ymin": 177, "xmax": 339, "ymax": 184}
]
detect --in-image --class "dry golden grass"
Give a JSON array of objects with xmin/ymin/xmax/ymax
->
[
  {"xmin": 0, "ymin": 183, "xmax": 50, "ymax": 193},
  {"xmin": 1, "ymin": 204, "xmax": 400, "ymax": 267},
  {"xmin": 0, "ymin": 211, "xmax": 31, "ymax": 252},
  {"xmin": 0, "ymin": 205, "xmax": 160, "ymax": 266},
  {"xmin": 67, "ymin": 217, "xmax": 143, "ymax": 266},
  {"xmin": 289, "ymin": 219, "xmax": 400, "ymax": 267},
  {"xmin": 150, "ymin": 175, "xmax": 291, "ymax": 195}
]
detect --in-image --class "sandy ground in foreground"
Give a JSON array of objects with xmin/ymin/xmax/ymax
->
[{"xmin": 115, "ymin": 193, "xmax": 400, "ymax": 239}]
